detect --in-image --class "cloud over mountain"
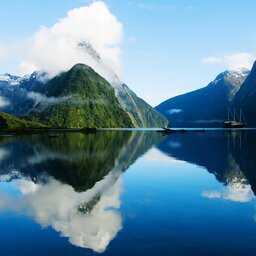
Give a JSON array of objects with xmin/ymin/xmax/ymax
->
[
  {"xmin": 202, "ymin": 52, "xmax": 255, "ymax": 70},
  {"xmin": 8, "ymin": 1, "xmax": 123, "ymax": 81}
]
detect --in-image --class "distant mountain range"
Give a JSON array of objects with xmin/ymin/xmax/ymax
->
[
  {"xmin": 0, "ymin": 64, "xmax": 167, "ymax": 128},
  {"xmin": 156, "ymin": 67, "xmax": 252, "ymax": 127}
]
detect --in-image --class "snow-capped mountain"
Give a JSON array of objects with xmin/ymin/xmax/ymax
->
[
  {"xmin": 156, "ymin": 67, "xmax": 250, "ymax": 127},
  {"xmin": 0, "ymin": 71, "xmax": 48, "ymax": 116},
  {"xmin": 0, "ymin": 73, "xmax": 22, "ymax": 86}
]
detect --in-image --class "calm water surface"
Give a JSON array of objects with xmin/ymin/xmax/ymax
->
[{"xmin": 0, "ymin": 130, "xmax": 256, "ymax": 255}]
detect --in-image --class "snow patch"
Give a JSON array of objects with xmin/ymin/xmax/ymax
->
[{"xmin": 0, "ymin": 73, "xmax": 21, "ymax": 86}]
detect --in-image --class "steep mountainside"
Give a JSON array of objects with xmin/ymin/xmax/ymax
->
[
  {"xmin": 233, "ymin": 61, "xmax": 256, "ymax": 126},
  {"xmin": 116, "ymin": 83, "xmax": 167, "ymax": 127},
  {"xmin": 28, "ymin": 64, "xmax": 134, "ymax": 128},
  {"xmin": 156, "ymin": 68, "xmax": 249, "ymax": 127}
]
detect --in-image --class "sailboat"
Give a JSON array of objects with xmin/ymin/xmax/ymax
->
[{"xmin": 223, "ymin": 108, "xmax": 246, "ymax": 128}]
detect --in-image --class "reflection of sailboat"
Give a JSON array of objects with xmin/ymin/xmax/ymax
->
[{"xmin": 223, "ymin": 108, "xmax": 246, "ymax": 128}]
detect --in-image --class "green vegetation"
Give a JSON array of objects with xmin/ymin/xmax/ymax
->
[
  {"xmin": 28, "ymin": 64, "xmax": 134, "ymax": 128},
  {"xmin": 0, "ymin": 112, "xmax": 46, "ymax": 129},
  {"xmin": 0, "ymin": 130, "xmax": 163, "ymax": 192}
]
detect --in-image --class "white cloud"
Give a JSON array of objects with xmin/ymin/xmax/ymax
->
[
  {"xmin": 167, "ymin": 108, "xmax": 182, "ymax": 115},
  {"xmin": 128, "ymin": 2, "xmax": 155, "ymax": 10},
  {"xmin": 0, "ymin": 96, "xmax": 10, "ymax": 108},
  {"xmin": 28, "ymin": 92, "xmax": 71, "ymax": 107},
  {"xmin": 3, "ymin": 1, "xmax": 123, "ymax": 82},
  {"xmin": 138, "ymin": 3, "xmax": 154, "ymax": 10},
  {"xmin": 126, "ymin": 36, "xmax": 137, "ymax": 45},
  {"xmin": 202, "ymin": 52, "xmax": 255, "ymax": 70},
  {"xmin": 202, "ymin": 56, "xmax": 222, "ymax": 64}
]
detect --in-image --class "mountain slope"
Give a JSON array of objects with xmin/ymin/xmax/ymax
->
[
  {"xmin": 0, "ymin": 66, "xmax": 167, "ymax": 128},
  {"xmin": 116, "ymin": 83, "xmax": 167, "ymax": 127},
  {"xmin": 156, "ymin": 68, "xmax": 249, "ymax": 127},
  {"xmin": 0, "ymin": 112, "xmax": 46, "ymax": 129},
  {"xmin": 28, "ymin": 64, "xmax": 134, "ymax": 128},
  {"xmin": 76, "ymin": 41, "xmax": 168, "ymax": 127},
  {"xmin": 233, "ymin": 61, "xmax": 256, "ymax": 126},
  {"xmin": 0, "ymin": 74, "xmax": 34, "ymax": 116}
]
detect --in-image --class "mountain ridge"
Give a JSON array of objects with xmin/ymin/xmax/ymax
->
[
  {"xmin": 156, "ymin": 67, "xmax": 250, "ymax": 127},
  {"xmin": 0, "ymin": 64, "xmax": 167, "ymax": 128}
]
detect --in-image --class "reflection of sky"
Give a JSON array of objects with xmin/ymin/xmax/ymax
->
[
  {"xmin": 120, "ymin": 147, "xmax": 256, "ymax": 255},
  {"xmin": 1, "ymin": 141, "xmax": 256, "ymax": 255}
]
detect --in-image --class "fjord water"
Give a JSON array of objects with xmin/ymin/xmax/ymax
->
[{"xmin": 0, "ymin": 130, "xmax": 256, "ymax": 255}]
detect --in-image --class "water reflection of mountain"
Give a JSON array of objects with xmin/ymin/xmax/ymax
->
[
  {"xmin": 0, "ymin": 131, "xmax": 162, "ymax": 253},
  {"xmin": 0, "ymin": 131, "xmax": 162, "ymax": 191},
  {"xmin": 157, "ymin": 131, "xmax": 256, "ymax": 195}
]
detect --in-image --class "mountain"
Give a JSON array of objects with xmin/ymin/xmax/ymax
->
[
  {"xmin": 0, "ymin": 74, "xmax": 34, "ymax": 116},
  {"xmin": 0, "ymin": 65, "xmax": 167, "ymax": 128},
  {"xmin": 156, "ymin": 68, "xmax": 249, "ymax": 127},
  {"xmin": 28, "ymin": 64, "xmax": 134, "ymax": 128},
  {"xmin": 233, "ymin": 61, "xmax": 256, "ymax": 126},
  {"xmin": 0, "ymin": 112, "xmax": 46, "ymax": 129}
]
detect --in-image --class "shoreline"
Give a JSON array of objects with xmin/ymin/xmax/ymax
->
[{"xmin": 0, "ymin": 127, "xmax": 255, "ymax": 136}]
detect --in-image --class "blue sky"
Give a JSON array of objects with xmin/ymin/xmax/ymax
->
[{"xmin": 0, "ymin": 0, "xmax": 256, "ymax": 106}]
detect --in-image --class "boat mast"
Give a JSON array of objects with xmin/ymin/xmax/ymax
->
[{"xmin": 241, "ymin": 109, "xmax": 247, "ymax": 125}]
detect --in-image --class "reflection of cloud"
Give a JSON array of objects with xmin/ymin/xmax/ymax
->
[
  {"xmin": 224, "ymin": 185, "xmax": 254, "ymax": 203},
  {"xmin": 0, "ymin": 170, "xmax": 21, "ymax": 182},
  {"xmin": 141, "ymin": 147, "xmax": 184, "ymax": 164},
  {"xmin": 27, "ymin": 148, "xmax": 69, "ymax": 164},
  {"xmin": 202, "ymin": 184, "xmax": 254, "ymax": 203},
  {"xmin": 202, "ymin": 191, "xmax": 221, "ymax": 199},
  {"xmin": 168, "ymin": 141, "xmax": 181, "ymax": 149},
  {"xmin": 0, "ymin": 148, "xmax": 9, "ymax": 162},
  {"xmin": 0, "ymin": 173, "xmax": 123, "ymax": 253},
  {"xmin": 13, "ymin": 179, "xmax": 39, "ymax": 194}
]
